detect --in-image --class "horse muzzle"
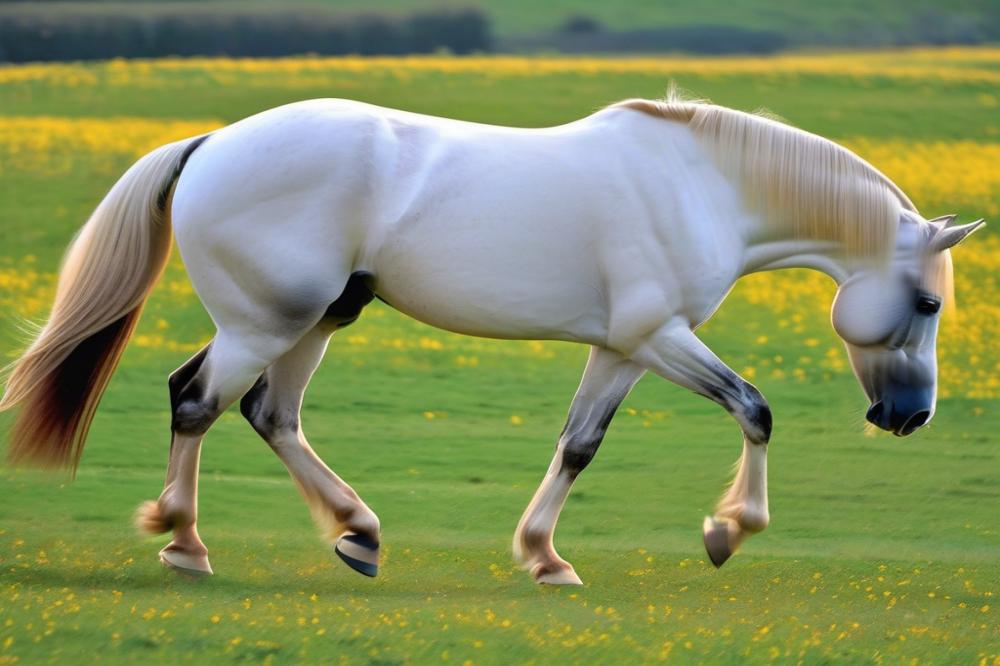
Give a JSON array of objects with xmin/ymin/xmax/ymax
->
[{"xmin": 866, "ymin": 398, "xmax": 933, "ymax": 437}]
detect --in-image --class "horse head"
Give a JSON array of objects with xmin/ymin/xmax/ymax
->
[{"xmin": 831, "ymin": 213, "xmax": 984, "ymax": 436}]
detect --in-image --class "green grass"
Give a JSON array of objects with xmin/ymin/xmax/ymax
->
[
  {"xmin": 1, "ymin": 54, "xmax": 998, "ymax": 664},
  {"xmin": 4, "ymin": 63, "xmax": 998, "ymax": 141}
]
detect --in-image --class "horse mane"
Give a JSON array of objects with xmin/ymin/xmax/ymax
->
[{"xmin": 610, "ymin": 96, "xmax": 919, "ymax": 261}]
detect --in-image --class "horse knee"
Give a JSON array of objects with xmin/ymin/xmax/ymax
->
[
  {"xmin": 169, "ymin": 345, "xmax": 216, "ymax": 435},
  {"xmin": 559, "ymin": 433, "xmax": 603, "ymax": 478},
  {"xmin": 169, "ymin": 378, "xmax": 218, "ymax": 435},
  {"xmin": 735, "ymin": 388, "xmax": 771, "ymax": 445},
  {"xmin": 172, "ymin": 400, "xmax": 218, "ymax": 435},
  {"xmin": 748, "ymin": 402, "xmax": 772, "ymax": 445}
]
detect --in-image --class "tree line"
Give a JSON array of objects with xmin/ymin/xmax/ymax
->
[{"xmin": 0, "ymin": 5, "xmax": 492, "ymax": 62}]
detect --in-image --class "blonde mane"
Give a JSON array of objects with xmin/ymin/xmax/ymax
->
[{"xmin": 612, "ymin": 97, "xmax": 918, "ymax": 260}]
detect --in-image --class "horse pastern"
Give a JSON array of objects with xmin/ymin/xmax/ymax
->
[{"xmin": 530, "ymin": 561, "xmax": 582, "ymax": 585}]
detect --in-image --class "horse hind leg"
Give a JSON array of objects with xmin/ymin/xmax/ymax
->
[
  {"xmin": 135, "ymin": 343, "xmax": 214, "ymax": 574},
  {"xmin": 240, "ymin": 324, "xmax": 381, "ymax": 577},
  {"xmin": 136, "ymin": 326, "xmax": 312, "ymax": 575}
]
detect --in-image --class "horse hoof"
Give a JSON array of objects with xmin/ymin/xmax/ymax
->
[
  {"xmin": 702, "ymin": 516, "xmax": 733, "ymax": 569},
  {"xmin": 335, "ymin": 532, "xmax": 379, "ymax": 578},
  {"xmin": 159, "ymin": 547, "xmax": 213, "ymax": 577},
  {"xmin": 532, "ymin": 563, "xmax": 583, "ymax": 585}
]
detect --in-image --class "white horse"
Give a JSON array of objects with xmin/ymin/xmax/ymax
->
[{"xmin": 0, "ymin": 96, "xmax": 983, "ymax": 585}]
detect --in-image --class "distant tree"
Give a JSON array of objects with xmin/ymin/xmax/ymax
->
[
  {"xmin": 561, "ymin": 14, "xmax": 604, "ymax": 35},
  {"xmin": 0, "ymin": 6, "xmax": 494, "ymax": 62}
]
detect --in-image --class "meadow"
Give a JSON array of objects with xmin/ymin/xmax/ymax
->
[{"xmin": 0, "ymin": 48, "xmax": 998, "ymax": 664}]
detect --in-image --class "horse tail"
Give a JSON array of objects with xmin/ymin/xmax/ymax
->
[{"xmin": 0, "ymin": 135, "xmax": 209, "ymax": 472}]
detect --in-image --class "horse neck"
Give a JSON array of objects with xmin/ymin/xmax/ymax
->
[
  {"xmin": 740, "ymin": 236, "xmax": 852, "ymax": 283},
  {"xmin": 683, "ymin": 106, "xmax": 907, "ymax": 271},
  {"xmin": 739, "ymin": 215, "xmax": 910, "ymax": 285},
  {"xmin": 740, "ymin": 207, "xmax": 940, "ymax": 289}
]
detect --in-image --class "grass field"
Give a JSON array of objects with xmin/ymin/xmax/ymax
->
[{"xmin": 1, "ymin": 49, "xmax": 998, "ymax": 664}]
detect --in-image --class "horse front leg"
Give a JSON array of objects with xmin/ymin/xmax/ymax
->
[
  {"xmin": 630, "ymin": 318, "xmax": 771, "ymax": 568},
  {"xmin": 513, "ymin": 346, "xmax": 645, "ymax": 584}
]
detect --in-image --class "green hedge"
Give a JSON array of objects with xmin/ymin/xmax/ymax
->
[
  {"xmin": 0, "ymin": 5, "xmax": 493, "ymax": 62},
  {"xmin": 512, "ymin": 24, "xmax": 790, "ymax": 55}
]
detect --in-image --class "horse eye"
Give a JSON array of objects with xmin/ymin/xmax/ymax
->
[{"xmin": 915, "ymin": 292, "xmax": 941, "ymax": 315}]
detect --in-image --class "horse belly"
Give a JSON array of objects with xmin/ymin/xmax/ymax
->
[{"xmin": 371, "ymin": 215, "xmax": 608, "ymax": 343}]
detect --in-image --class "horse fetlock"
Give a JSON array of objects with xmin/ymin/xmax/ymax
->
[
  {"xmin": 511, "ymin": 526, "xmax": 533, "ymax": 568},
  {"xmin": 514, "ymin": 519, "xmax": 551, "ymax": 561},
  {"xmin": 716, "ymin": 499, "xmax": 768, "ymax": 533},
  {"xmin": 327, "ymin": 502, "xmax": 380, "ymax": 546},
  {"xmin": 515, "ymin": 530, "xmax": 580, "ymax": 584},
  {"xmin": 514, "ymin": 523, "xmax": 580, "ymax": 585},
  {"xmin": 351, "ymin": 503, "xmax": 381, "ymax": 535},
  {"xmin": 135, "ymin": 500, "xmax": 172, "ymax": 535},
  {"xmin": 157, "ymin": 488, "xmax": 197, "ymax": 527},
  {"xmin": 135, "ymin": 492, "xmax": 193, "ymax": 535}
]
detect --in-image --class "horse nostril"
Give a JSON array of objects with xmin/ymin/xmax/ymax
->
[
  {"xmin": 900, "ymin": 410, "xmax": 931, "ymax": 436},
  {"xmin": 866, "ymin": 401, "xmax": 884, "ymax": 425}
]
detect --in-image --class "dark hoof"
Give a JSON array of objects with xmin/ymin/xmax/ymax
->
[
  {"xmin": 702, "ymin": 516, "xmax": 733, "ymax": 569},
  {"xmin": 334, "ymin": 532, "xmax": 379, "ymax": 578}
]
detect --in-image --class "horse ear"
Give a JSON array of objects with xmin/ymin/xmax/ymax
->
[
  {"xmin": 930, "ymin": 218, "xmax": 985, "ymax": 252},
  {"xmin": 927, "ymin": 214, "xmax": 958, "ymax": 229}
]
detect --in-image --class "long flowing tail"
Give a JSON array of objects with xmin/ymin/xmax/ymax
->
[{"xmin": 0, "ymin": 135, "xmax": 208, "ymax": 471}]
